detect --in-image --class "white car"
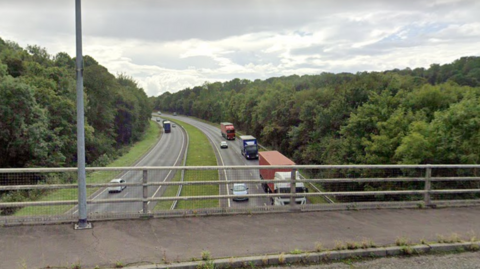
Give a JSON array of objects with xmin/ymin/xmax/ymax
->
[
  {"xmin": 231, "ymin": 183, "xmax": 248, "ymax": 201},
  {"xmin": 220, "ymin": 141, "xmax": 228, "ymax": 149},
  {"xmin": 108, "ymin": 178, "xmax": 126, "ymax": 193}
]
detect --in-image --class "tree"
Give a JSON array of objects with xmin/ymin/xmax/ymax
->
[{"xmin": 0, "ymin": 77, "xmax": 52, "ymax": 167}]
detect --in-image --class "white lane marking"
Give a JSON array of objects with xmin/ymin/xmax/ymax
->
[
  {"xmin": 91, "ymin": 188, "xmax": 107, "ymax": 200},
  {"xmin": 148, "ymin": 124, "xmax": 187, "ymax": 204},
  {"xmin": 256, "ymin": 185, "xmax": 259, "ymax": 190},
  {"xmin": 202, "ymin": 126, "xmax": 231, "ymax": 208},
  {"xmin": 123, "ymin": 192, "xmax": 129, "ymax": 198}
]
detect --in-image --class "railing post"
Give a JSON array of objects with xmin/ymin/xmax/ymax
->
[
  {"xmin": 290, "ymin": 169, "xmax": 296, "ymax": 209},
  {"xmin": 424, "ymin": 165, "xmax": 432, "ymax": 207},
  {"xmin": 143, "ymin": 169, "xmax": 148, "ymax": 214}
]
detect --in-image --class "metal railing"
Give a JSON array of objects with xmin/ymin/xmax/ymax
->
[{"xmin": 1, "ymin": 164, "xmax": 480, "ymax": 225}]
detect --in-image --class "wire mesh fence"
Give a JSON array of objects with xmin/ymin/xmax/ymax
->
[{"xmin": 1, "ymin": 165, "xmax": 480, "ymax": 225}]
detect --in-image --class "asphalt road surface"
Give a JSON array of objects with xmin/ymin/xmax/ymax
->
[{"xmin": 70, "ymin": 118, "xmax": 188, "ymax": 215}]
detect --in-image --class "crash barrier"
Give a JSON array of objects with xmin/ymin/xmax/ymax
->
[{"xmin": 1, "ymin": 165, "xmax": 480, "ymax": 225}]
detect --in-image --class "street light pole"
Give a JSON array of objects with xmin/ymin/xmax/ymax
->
[{"xmin": 74, "ymin": 0, "xmax": 91, "ymax": 230}]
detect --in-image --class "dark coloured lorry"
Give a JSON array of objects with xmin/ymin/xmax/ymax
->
[
  {"xmin": 164, "ymin": 121, "xmax": 171, "ymax": 133},
  {"xmin": 238, "ymin": 135, "xmax": 258, "ymax": 160}
]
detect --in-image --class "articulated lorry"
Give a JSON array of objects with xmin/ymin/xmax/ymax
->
[
  {"xmin": 163, "ymin": 121, "xmax": 171, "ymax": 133},
  {"xmin": 220, "ymin": 122, "xmax": 236, "ymax": 140},
  {"xmin": 239, "ymin": 135, "xmax": 258, "ymax": 160},
  {"xmin": 259, "ymin": 151, "xmax": 308, "ymax": 205}
]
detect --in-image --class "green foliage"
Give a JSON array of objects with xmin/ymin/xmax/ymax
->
[
  {"xmin": 151, "ymin": 56, "xmax": 480, "ymax": 201},
  {"xmin": 0, "ymin": 37, "xmax": 151, "ymax": 214},
  {"xmin": 0, "ymin": 76, "xmax": 52, "ymax": 167},
  {"xmin": 0, "ymin": 38, "xmax": 150, "ymax": 168},
  {"xmin": 153, "ymin": 57, "xmax": 480, "ymax": 170}
]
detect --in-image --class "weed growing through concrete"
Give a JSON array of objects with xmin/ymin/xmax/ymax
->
[
  {"xmin": 114, "ymin": 261, "xmax": 124, "ymax": 268},
  {"xmin": 278, "ymin": 252, "xmax": 286, "ymax": 264},
  {"xmin": 333, "ymin": 240, "xmax": 347, "ymax": 250},
  {"xmin": 467, "ymin": 231, "xmax": 477, "ymax": 242},
  {"xmin": 346, "ymin": 241, "xmax": 359, "ymax": 250},
  {"xmin": 395, "ymin": 236, "xmax": 410, "ymax": 246},
  {"xmin": 290, "ymin": 248, "xmax": 303, "ymax": 254},
  {"xmin": 228, "ymin": 257, "xmax": 235, "ymax": 267},
  {"xmin": 468, "ymin": 232, "xmax": 477, "ymax": 242},
  {"xmin": 262, "ymin": 255, "xmax": 269, "ymax": 266},
  {"xmin": 437, "ymin": 232, "xmax": 462, "ymax": 243},
  {"xmin": 315, "ymin": 242, "xmax": 324, "ymax": 252},
  {"xmin": 201, "ymin": 250, "xmax": 211, "ymax": 261},
  {"xmin": 400, "ymin": 246, "xmax": 415, "ymax": 255},
  {"xmin": 437, "ymin": 234, "xmax": 446, "ymax": 243},
  {"xmin": 449, "ymin": 233, "xmax": 462, "ymax": 243},
  {"xmin": 361, "ymin": 238, "xmax": 376, "ymax": 249},
  {"xmin": 71, "ymin": 262, "xmax": 82, "ymax": 269}
]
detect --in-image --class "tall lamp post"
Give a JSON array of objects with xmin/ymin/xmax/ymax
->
[{"xmin": 74, "ymin": 0, "xmax": 91, "ymax": 230}]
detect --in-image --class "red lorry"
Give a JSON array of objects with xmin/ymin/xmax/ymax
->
[
  {"xmin": 259, "ymin": 151, "xmax": 308, "ymax": 205},
  {"xmin": 259, "ymin": 151, "xmax": 295, "ymax": 193},
  {"xmin": 220, "ymin": 122, "xmax": 235, "ymax": 140}
]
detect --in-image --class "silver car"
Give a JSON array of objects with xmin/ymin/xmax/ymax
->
[
  {"xmin": 220, "ymin": 141, "xmax": 228, "ymax": 148},
  {"xmin": 231, "ymin": 183, "xmax": 248, "ymax": 201},
  {"xmin": 108, "ymin": 178, "xmax": 126, "ymax": 193}
]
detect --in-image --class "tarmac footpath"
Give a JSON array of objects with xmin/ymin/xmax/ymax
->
[{"xmin": 1, "ymin": 207, "xmax": 480, "ymax": 269}]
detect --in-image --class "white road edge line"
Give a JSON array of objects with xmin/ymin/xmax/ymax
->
[
  {"xmin": 148, "ymin": 125, "xmax": 187, "ymax": 204},
  {"xmin": 185, "ymin": 119, "xmax": 230, "ymax": 208},
  {"xmin": 209, "ymin": 131, "xmax": 231, "ymax": 208}
]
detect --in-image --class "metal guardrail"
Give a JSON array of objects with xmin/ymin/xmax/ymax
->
[
  {"xmin": 298, "ymin": 172, "xmax": 335, "ymax": 203},
  {"xmin": 1, "ymin": 164, "xmax": 480, "ymax": 225}
]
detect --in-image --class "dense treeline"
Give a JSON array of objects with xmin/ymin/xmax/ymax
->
[
  {"xmin": 153, "ymin": 56, "xmax": 480, "ymax": 166},
  {"xmin": 0, "ymin": 37, "xmax": 151, "ymax": 169}
]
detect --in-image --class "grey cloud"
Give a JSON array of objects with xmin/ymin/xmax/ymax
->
[
  {"xmin": 292, "ymin": 45, "xmax": 328, "ymax": 56},
  {"xmin": 1, "ymin": 0, "xmax": 479, "ymax": 96},
  {"xmin": 83, "ymin": 8, "xmax": 314, "ymax": 42},
  {"xmin": 124, "ymin": 50, "xmax": 221, "ymax": 70},
  {"xmin": 228, "ymin": 50, "xmax": 282, "ymax": 66}
]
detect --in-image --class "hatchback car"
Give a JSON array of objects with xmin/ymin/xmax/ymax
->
[
  {"xmin": 220, "ymin": 141, "xmax": 228, "ymax": 149},
  {"xmin": 231, "ymin": 183, "xmax": 248, "ymax": 201},
  {"xmin": 108, "ymin": 178, "xmax": 126, "ymax": 193}
]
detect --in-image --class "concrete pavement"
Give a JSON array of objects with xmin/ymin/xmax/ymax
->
[{"xmin": 1, "ymin": 207, "xmax": 480, "ymax": 269}]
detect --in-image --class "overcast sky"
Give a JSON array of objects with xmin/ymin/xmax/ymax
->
[{"xmin": 1, "ymin": 0, "xmax": 479, "ymax": 96}]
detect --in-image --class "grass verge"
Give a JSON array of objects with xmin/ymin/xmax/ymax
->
[
  {"xmin": 154, "ymin": 117, "xmax": 219, "ymax": 211},
  {"xmin": 14, "ymin": 120, "xmax": 162, "ymax": 216}
]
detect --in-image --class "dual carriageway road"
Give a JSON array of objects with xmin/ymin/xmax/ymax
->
[{"xmin": 84, "ymin": 114, "xmax": 269, "ymax": 214}]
